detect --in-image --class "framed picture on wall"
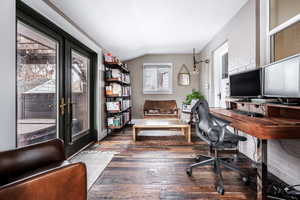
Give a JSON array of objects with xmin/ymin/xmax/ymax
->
[
  {"xmin": 178, "ymin": 64, "xmax": 191, "ymax": 86},
  {"xmin": 178, "ymin": 73, "xmax": 190, "ymax": 86}
]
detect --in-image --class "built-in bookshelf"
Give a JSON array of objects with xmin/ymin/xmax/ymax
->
[{"xmin": 104, "ymin": 53, "xmax": 132, "ymax": 132}]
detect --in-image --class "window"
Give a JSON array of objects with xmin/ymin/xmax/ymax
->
[
  {"xmin": 268, "ymin": 0, "xmax": 300, "ymax": 62},
  {"xmin": 71, "ymin": 50, "xmax": 90, "ymax": 140},
  {"xmin": 222, "ymin": 52, "xmax": 228, "ymax": 79},
  {"xmin": 269, "ymin": 0, "xmax": 300, "ymax": 30},
  {"xmin": 273, "ymin": 21, "xmax": 300, "ymax": 61},
  {"xmin": 17, "ymin": 21, "xmax": 59, "ymax": 147},
  {"xmin": 143, "ymin": 63, "xmax": 173, "ymax": 94}
]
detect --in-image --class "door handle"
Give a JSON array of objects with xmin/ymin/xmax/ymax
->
[
  {"xmin": 59, "ymin": 98, "xmax": 67, "ymax": 115},
  {"xmin": 217, "ymin": 92, "xmax": 222, "ymax": 100}
]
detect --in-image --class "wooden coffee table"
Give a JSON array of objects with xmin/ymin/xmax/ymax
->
[{"xmin": 132, "ymin": 119, "xmax": 191, "ymax": 143}]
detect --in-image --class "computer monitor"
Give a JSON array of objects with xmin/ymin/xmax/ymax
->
[
  {"xmin": 263, "ymin": 55, "xmax": 300, "ymax": 98},
  {"xmin": 229, "ymin": 69, "xmax": 261, "ymax": 98}
]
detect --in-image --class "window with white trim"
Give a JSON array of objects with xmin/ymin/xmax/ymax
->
[{"xmin": 143, "ymin": 63, "xmax": 173, "ymax": 94}]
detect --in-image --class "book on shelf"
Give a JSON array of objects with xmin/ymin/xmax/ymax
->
[
  {"xmin": 106, "ymin": 83, "xmax": 122, "ymax": 96},
  {"xmin": 122, "ymin": 86, "xmax": 131, "ymax": 96},
  {"xmin": 122, "ymin": 73, "xmax": 131, "ymax": 84},
  {"xmin": 105, "ymin": 85, "xmax": 113, "ymax": 96},
  {"xmin": 105, "ymin": 68, "xmax": 122, "ymax": 81},
  {"xmin": 123, "ymin": 112, "xmax": 130, "ymax": 124},
  {"xmin": 122, "ymin": 99, "xmax": 131, "ymax": 111},
  {"xmin": 107, "ymin": 115, "xmax": 123, "ymax": 127},
  {"xmin": 106, "ymin": 101, "xmax": 121, "ymax": 112}
]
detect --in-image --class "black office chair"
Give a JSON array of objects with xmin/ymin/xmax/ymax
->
[{"xmin": 186, "ymin": 99, "xmax": 249, "ymax": 195}]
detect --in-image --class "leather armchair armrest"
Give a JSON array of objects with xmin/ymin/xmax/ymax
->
[{"xmin": 0, "ymin": 162, "xmax": 87, "ymax": 200}]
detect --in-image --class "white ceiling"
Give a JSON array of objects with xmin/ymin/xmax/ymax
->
[{"xmin": 48, "ymin": 0, "xmax": 248, "ymax": 61}]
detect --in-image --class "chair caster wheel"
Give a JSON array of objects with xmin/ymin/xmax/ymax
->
[
  {"xmin": 242, "ymin": 176, "xmax": 250, "ymax": 185},
  {"xmin": 217, "ymin": 186, "xmax": 225, "ymax": 195},
  {"xmin": 186, "ymin": 168, "xmax": 192, "ymax": 176}
]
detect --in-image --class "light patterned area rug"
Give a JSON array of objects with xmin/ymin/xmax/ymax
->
[{"xmin": 70, "ymin": 150, "xmax": 115, "ymax": 189}]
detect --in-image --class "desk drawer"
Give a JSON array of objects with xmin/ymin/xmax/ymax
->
[
  {"xmin": 236, "ymin": 103, "xmax": 249, "ymax": 112},
  {"xmin": 249, "ymin": 104, "xmax": 265, "ymax": 115}
]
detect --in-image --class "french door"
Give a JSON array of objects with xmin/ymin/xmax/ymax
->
[
  {"xmin": 17, "ymin": 2, "xmax": 96, "ymax": 157},
  {"xmin": 64, "ymin": 40, "xmax": 95, "ymax": 156}
]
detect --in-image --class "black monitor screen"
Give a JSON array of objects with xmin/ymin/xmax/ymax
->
[{"xmin": 229, "ymin": 69, "xmax": 261, "ymax": 97}]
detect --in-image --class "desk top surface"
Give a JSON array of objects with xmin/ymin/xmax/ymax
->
[{"xmin": 211, "ymin": 108, "xmax": 300, "ymax": 139}]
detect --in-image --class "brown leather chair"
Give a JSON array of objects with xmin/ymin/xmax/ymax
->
[
  {"xmin": 144, "ymin": 100, "xmax": 179, "ymax": 118},
  {"xmin": 0, "ymin": 139, "xmax": 87, "ymax": 200}
]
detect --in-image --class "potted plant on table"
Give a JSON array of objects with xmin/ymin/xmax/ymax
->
[
  {"xmin": 181, "ymin": 90, "xmax": 204, "ymax": 123},
  {"xmin": 183, "ymin": 90, "xmax": 204, "ymax": 105}
]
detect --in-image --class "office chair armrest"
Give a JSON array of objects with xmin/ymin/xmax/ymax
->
[
  {"xmin": 210, "ymin": 114, "xmax": 230, "ymax": 126},
  {"xmin": 215, "ymin": 125, "xmax": 226, "ymax": 145}
]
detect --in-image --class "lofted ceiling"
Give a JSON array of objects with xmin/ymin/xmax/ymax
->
[{"xmin": 47, "ymin": 0, "xmax": 248, "ymax": 61}]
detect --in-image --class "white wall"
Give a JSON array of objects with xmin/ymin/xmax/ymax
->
[
  {"xmin": 199, "ymin": 0, "xmax": 257, "ymax": 161},
  {"xmin": 126, "ymin": 54, "xmax": 199, "ymax": 119},
  {"xmin": 0, "ymin": 0, "xmax": 16, "ymax": 151}
]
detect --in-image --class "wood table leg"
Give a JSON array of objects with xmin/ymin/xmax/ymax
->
[
  {"xmin": 257, "ymin": 139, "xmax": 268, "ymax": 200},
  {"xmin": 181, "ymin": 127, "xmax": 185, "ymax": 137},
  {"xmin": 133, "ymin": 126, "xmax": 136, "ymax": 142},
  {"xmin": 187, "ymin": 126, "xmax": 191, "ymax": 143}
]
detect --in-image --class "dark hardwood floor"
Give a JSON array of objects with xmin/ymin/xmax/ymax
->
[{"xmin": 88, "ymin": 128, "xmax": 256, "ymax": 200}]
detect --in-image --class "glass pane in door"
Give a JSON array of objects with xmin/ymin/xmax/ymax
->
[
  {"xmin": 71, "ymin": 50, "xmax": 90, "ymax": 140},
  {"xmin": 17, "ymin": 21, "xmax": 59, "ymax": 147}
]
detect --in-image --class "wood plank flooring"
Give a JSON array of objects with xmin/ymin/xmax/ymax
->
[{"xmin": 88, "ymin": 128, "xmax": 256, "ymax": 200}]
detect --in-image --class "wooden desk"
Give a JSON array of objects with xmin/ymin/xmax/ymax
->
[
  {"xmin": 211, "ymin": 108, "xmax": 300, "ymax": 139},
  {"xmin": 133, "ymin": 119, "xmax": 191, "ymax": 143},
  {"xmin": 211, "ymin": 105, "xmax": 300, "ymax": 200}
]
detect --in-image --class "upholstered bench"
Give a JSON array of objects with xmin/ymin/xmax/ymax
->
[{"xmin": 143, "ymin": 100, "xmax": 179, "ymax": 118}]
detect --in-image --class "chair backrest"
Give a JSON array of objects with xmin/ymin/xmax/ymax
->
[
  {"xmin": 191, "ymin": 99, "xmax": 219, "ymax": 144},
  {"xmin": 0, "ymin": 139, "xmax": 65, "ymax": 186}
]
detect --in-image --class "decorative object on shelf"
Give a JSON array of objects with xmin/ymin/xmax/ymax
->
[
  {"xmin": 104, "ymin": 53, "xmax": 114, "ymax": 63},
  {"xmin": 104, "ymin": 53, "xmax": 132, "ymax": 132},
  {"xmin": 178, "ymin": 64, "xmax": 191, "ymax": 86},
  {"xmin": 192, "ymin": 48, "xmax": 209, "ymax": 74}
]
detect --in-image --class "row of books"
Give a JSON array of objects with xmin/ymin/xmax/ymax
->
[
  {"xmin": 106, "ymin": 100, "xmax": 131, "ymax": 112},
  {"xmin": 107, "ymin": 112, "xmax": 130, "ymax": 127},
  {"xmin": 105, "ymin": 68, "xmax": 131, "ymax": 84},
  {"xmin": 105, "ymin": 83, "xmax": 122, "ymax": 96},
  {"xmin": 106, "ymin": 84, "xmax": 131, "ymax": 97},
  {"xmin": 122, "ymin": 86, "xmax": 131, "ymax": 96},
  {"xmin": 105, "ymin": 68, "xmax": 121, "ymax": 80}
]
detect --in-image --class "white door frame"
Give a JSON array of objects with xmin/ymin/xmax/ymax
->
[{"xmin": 212, "ymin": 42, "xmax": 228, "ymax": 108}]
